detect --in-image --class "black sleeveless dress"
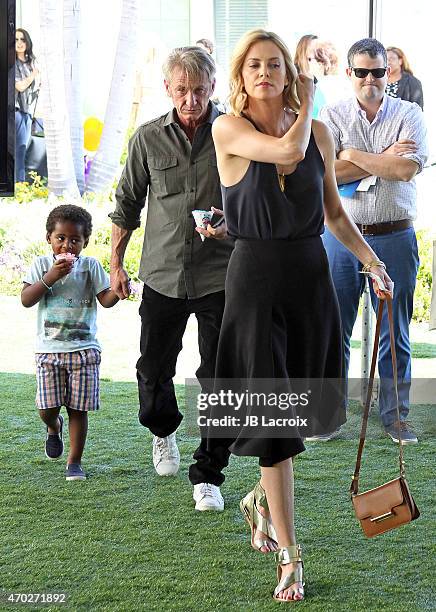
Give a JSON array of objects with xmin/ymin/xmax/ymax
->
[{"xmin": 207, "ymin": 132, "xmax": 345, "ymax": 465}]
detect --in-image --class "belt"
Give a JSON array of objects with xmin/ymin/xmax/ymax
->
[{"xmin": 355, "ymin": 219, "xmax": 413, "ymax": 236}]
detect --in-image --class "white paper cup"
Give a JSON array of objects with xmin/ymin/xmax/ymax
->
[
  {"xmin": 192, "ymin": 210, "xmax": 213, "ymax": 242},
  {"xmin": 55, "ymin": 253, "xmax": 77, "ymax": 265}
]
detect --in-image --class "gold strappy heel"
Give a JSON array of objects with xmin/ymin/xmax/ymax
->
[
  {"xmin": 239, "ymin": 481, "xmax": 278, "ymax": 552},
  {"xmin": 273, "ymin": 545, "xmax": 305, "ymax": 602}
]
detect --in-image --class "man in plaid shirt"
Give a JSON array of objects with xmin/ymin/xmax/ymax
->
[{"xmin": 319, "ymin": 38, "xmax": 428, "ymax": 444}]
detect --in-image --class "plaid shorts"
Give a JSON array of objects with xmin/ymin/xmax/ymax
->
[{"xmin": 35, "ymin": 349, "xmax": 101, "ymax": 411}]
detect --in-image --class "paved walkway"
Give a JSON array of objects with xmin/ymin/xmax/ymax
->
[{"xmin": 3, "ymin": 295, "xmax": 435, "ymax": 385}]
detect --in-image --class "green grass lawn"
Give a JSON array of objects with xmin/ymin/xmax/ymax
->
[
  {"xmin": 350, "ymin": 340, "xmax": 436, "ymax": 359},
  {"xmin": 1, "ymin": 372, "xmax": 434, "ymax": 611}
]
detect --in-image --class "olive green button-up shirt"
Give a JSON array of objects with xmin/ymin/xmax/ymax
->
[{"xmin": 110, "ymin": 103, "xmax": 233, "ymax": 299}]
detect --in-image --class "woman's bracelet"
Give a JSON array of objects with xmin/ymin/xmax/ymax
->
[
  {"xmin": 361, "ymin": 259, "xmax": 386, "ymax": 273},
  {"xmin": 41, "ymin": 277, "xmax": 53, "ymax": 292}
]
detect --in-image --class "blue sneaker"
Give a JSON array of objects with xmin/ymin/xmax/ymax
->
[
  {"xmin": 45, "ymin": 414, "xmax": 64, "ymax": 460},
  {"xmin": 385, "ymin": 421, "xmax": 418, "ymax": 444},
  {"xmin": 65, "ymin": 463, "xmax": 86, "ymax": 481}
]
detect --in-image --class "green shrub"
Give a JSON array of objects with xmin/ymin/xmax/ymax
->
[
  {"xmin": 13, "ymin": 173, "xmax": 49, "ymax": 203},
  {"xmin": 0, "ymin": 203, "xmax": 434, "ymax": 322},
  {"xmin": 0, "ymin": 227, "xmax": 6, "ymax": 250},
  {"xmin": 119, "ymin": 125, "xmax": 135, "ymax": 166},
  {"xmin": 0, "ymin": 203, "xmax": 145, "ymax": 299},
  {"xmin": 86, "ymin": 220, "xmax": 145, "ymax": 298},
  {"xmin": 414, "ymin": 229, "xmax": 433, "ymax": 323}
]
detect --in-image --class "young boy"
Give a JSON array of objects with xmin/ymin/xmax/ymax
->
[{"xmin": 22, "ymin": 205, "xmax": 119, "ymax": 480}]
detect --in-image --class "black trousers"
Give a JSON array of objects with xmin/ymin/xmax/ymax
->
[{"xmin": 137, "ymin": 284, "xmax": 230, "ymax": 486}]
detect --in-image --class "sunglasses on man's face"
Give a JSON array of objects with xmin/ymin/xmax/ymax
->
[{"xmin": 350, "ymin": 67, "xmax": 387, "ymax": 79}]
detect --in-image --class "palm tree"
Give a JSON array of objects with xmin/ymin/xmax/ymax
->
[
  {"xmin": 85, "ymin": 0, "xmax": 139, "ymax": 193},
  {"xmin": 63, "ymin": 0, "xmax": 85, "ymax": 193},
  {"xmin": 39, "ymin": 0, "xmax": 80, "ymax": 198}
]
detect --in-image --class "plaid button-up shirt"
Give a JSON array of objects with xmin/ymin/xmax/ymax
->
[{"xmin": 320, "ymin": 95, "xmax": 428, "ymax": 224}]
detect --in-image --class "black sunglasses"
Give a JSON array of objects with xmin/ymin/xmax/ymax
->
[{"xmin": 350, "ymin": 67, "xmax": 387, "ymax": 79}]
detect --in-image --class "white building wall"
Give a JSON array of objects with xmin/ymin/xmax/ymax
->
[{"xmin": 189, "ymin": 0, "xmax": 214, "ymax": 45}]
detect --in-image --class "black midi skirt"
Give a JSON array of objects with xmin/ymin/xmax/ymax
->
[{"xmin": 206, "ymin": 236, "xmax": 346, "ymax": 465}]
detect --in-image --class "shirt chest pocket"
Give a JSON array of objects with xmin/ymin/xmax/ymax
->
[{"xmin": 148, "ymin": 155, "xmax": 180, "ymax": 196}]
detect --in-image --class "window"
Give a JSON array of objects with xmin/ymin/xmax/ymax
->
[{"xmin": 214, "ymin": 0, "xmax": 268, "ymax": 70}]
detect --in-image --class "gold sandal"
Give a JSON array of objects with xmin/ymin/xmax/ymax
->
[
  {"xmin": 273, "ymin": 545, "xmax": 305, "ymax": 602},
  {"xmin": 239, "ymin": 481, "xmax": 278, "ymax": 552}
]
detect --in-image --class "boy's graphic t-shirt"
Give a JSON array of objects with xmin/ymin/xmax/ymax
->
[{"xmin": 25, "ymin": 256, "xmax": 110, "ymax": 353}]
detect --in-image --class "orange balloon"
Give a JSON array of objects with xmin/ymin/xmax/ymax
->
[{"xmin": 84, "ymin": 117, "xmax": 103, "ymax": 151}]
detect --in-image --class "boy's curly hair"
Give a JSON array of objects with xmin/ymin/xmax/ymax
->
[{"xmin": 46, "ymin": 205, "xmax": 93, "ymax": 239}]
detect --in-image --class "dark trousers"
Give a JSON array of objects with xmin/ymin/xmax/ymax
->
[
  {"xmin": 322, "ymin": 226, "xmax": 419, "ymax": 426},
  {"xmin": 136, "ymin": 284, "xmax": 230, "ymax": 486}
]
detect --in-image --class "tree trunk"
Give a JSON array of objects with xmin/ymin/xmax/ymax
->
[
  {"xmin": 63, "ymin": 0, "xmax": 85, "ymax": 193},
  {"xmin": 85, "ymin": 0, "xmax": 139, "ymax": 194},
  {"xmin": 39, "ymin": 0, "xmax": 80, "ymax": 198}
]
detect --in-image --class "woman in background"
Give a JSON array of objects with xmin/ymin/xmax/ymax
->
[
  {"xmin": 386, "ymin": 46, "xmax": 423, "ymax": 110},
  {"xmin": 312, "ymin": 40, "xmax": 351, "ymax": 105},
  {"xmin": 15, "ymin": 28, "xmax": 39, "ymax": 182},
  {"xmin": 293, "ymin": 34, "xmax": 325, "ymax": 117},
  {"xmin": 293, "ymin": 33, "xmax": 318, "ymax": 75}
]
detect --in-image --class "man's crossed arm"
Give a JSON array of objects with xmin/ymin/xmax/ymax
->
[{"xmin": 335, "ymin": 139, "xmax": 419, "ymax": 184}]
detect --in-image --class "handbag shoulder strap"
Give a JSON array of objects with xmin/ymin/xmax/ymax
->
[{"xmin": 350, "ymin": 295, "xmax": 405, "ymax": 496}]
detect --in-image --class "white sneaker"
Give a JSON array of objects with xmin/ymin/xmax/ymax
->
[
  {"xmin": 152, "ymin": 433, "xmax": 180, "ymax": 476},
  {"xmin": 305, "ymin": 427, "xmax": 341, "ymax": 442},
  {"xmin": 193, "ymin": 483, "xmax": 224, "ymax": 511}
]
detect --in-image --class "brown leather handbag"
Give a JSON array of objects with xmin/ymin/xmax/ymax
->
[{"xmin": 350, "ymin": 297, "xmax": 420, "ymax": 538}]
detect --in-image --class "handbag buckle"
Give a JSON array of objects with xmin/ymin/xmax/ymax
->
[{"xmin": 370, "ymin": 510, "xmax": 394, "ymax": 523}]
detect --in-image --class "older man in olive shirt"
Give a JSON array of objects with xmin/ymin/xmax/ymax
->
[{"xmin": 109, "ymin": 47, "xmax": 233, "ymax": 511}]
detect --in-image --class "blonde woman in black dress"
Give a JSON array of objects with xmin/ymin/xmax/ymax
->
[{"xmin": 207, "ymin": 29, "xmax": 393, "ymax": 603}]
